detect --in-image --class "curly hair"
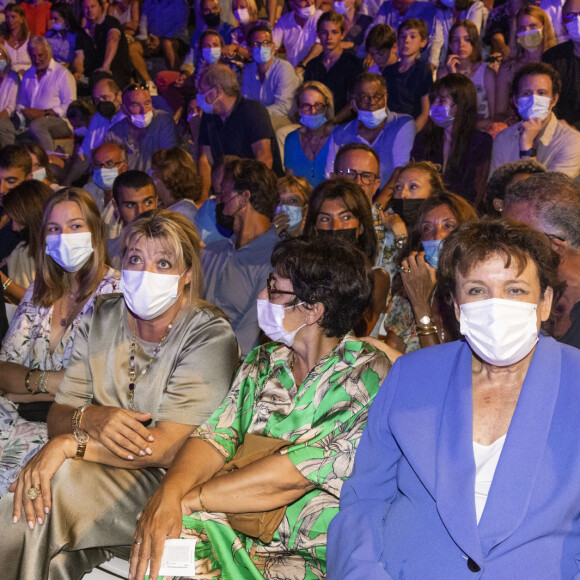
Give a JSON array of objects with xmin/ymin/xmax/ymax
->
[
  {"xmin": 303, "ymin": 177, "xmax": 377, "ymax": 263},
  {"xmin": 152, "ymin": 148, "xmax": 202, "ymax": 203},
  {"xmin": 485, "ymin": 159, "xmax": 546, "ymax": 216},
  {"xmin": 271, "ymin": 237, "xmax": 374, "ymax": 337}
]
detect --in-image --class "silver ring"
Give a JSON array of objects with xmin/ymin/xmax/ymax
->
[
  {"xmin": 136, "ymin": 511, "xmax": 143, "ymax": 521},
  {"xmin": 134, "ymin": 541, "xmax": 142, "ymax": 545}
]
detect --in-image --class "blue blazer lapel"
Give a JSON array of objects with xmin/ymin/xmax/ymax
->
[
  {"xmin": 477, "ymin": 335, "xmax": 561, "ymax": 554},
  {"xmin": 435, "ymin": 341, "xmax": 484, "ymax": 564}
]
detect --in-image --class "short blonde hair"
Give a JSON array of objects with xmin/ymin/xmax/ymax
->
[
  {"xmin": 290, "ymin": 81, "xmax": 335, "ymax": 123},
  {"xmin": 121, "ymin": 210, "xmax": 203, "ymax": 305},
  {"xmin": 33, "ymin": 187, "xmax": 109, "ymax": 307},
  {"xmin": 233, "ymin": 0, "xmax": 258, "ymax": 20}
]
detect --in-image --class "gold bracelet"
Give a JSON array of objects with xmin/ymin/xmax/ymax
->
[
  {"xmin": 417, "ymin": 327, "xmax": 438, "ymax": 336},
  {"xmin": 24, "ymin": 369, "xmax": 36, "ymax": 394},
  {"xmin": 199, "ymin": 483, "xmax": 208, "ymax": 512}
]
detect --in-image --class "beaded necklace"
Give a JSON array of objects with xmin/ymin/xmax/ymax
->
[{"xmin": 128, "ymin": 316, "xmax": 175, "ymax": 410}]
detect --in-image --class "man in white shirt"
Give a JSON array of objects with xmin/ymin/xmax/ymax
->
[
  {"xmin": 18, "ymin": 36, "xmax": 76, "ymax": 151},
  {"xmin": 63, "ymin": 77, "xmax": 126, "ymax": 185},
  {"xmin": 491, "ymin": 62, "xmax": 580, "ymax": 179},
  {"xmin": 273, "ymin": 0, "xmax": 322, "ymax": 69}
]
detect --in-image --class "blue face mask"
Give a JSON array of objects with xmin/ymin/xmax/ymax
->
[
  {"xmin": 253, "ymin": 46, "xmax": 272, "ymax": 65},
  {"xmin": 422, "ymin": 239, "xmax": 442, "ymax": 269},
  {"xmin": 94, "ymin": 167, "xmax": 119, "ymax": 190},
  {"xmin": 276, "ymin": 204, "xmax": 303, "ymax": 230},
  {"xmin": 202, "ymin": 47, "xmax": 222, "ymax": 64},
  {"xmin": 300, "ymin": 112, "xmax": 326, "ymax": 130},
  {"xmin": 52, "ymin": 22, "xmax": 64, "ymax": 31}
]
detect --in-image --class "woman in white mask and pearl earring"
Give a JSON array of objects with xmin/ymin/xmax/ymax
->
[
  {"xmin": 0, "ymin": 209, "xmax": 239, "ymax": 580},
  {"xmin": 0, "ymin": 187, "xmax": 121, "ymax": 497},
  {"xmin": 328, "ymin": 218, "xmax": 580, "ymax": 578}
]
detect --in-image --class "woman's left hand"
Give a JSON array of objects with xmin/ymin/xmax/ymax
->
[
  {"xmin": 400, "ymin": 252, "xmax": 437, "ymax": 310},
  {"xmin": 9, "ymin": 434, "xmax": 75, "ymax": 529}
]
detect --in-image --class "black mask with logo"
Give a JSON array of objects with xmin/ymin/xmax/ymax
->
[
  {"xmin": 97, "ymin": 100, "xmax": 117, "ymax": 119},
  {"xmin": 391, "ymin": 198, "xmax": 425, "ymax": 227}
]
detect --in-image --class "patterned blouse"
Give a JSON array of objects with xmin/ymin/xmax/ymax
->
[{"xmin": 181, "ymin": 335, "xmax": 391, "ymax": 580}]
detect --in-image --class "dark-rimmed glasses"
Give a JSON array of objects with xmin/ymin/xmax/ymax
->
[
  {"xmin": 266, "ymin": 273, "xmax": 296, "ymax": 302},
  {"xmin": 122, "ymin": 82, "xmax": 148, "ymax": 96},
  {"xmin": 91, "ymin": 160, "xmax": 125, "ymax": 170},
  {"xmin": 335, "ymin": 168, "xmax": 379, "ymax": 185}
]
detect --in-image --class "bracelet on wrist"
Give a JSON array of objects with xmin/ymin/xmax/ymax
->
[
  {"xmin": 24, "ymin": 369, "xmax": 36, "ymax": 395},
  {"xmin": 199, "ymin": 483, "xmax": 209, "ymax": 512},
  {"xmin": 3, "ymin": 277, "xmax": 13, "ymax": 292}
]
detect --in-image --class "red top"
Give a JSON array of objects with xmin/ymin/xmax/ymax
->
[{"xmin": 22, "ymin": 2, "xmax": 52, "ymax": 37}]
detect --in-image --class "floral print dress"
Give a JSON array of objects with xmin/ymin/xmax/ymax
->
[
  {"xmin": 0, "ymin": 270, "xmax": 120, "ymax": 495},
  {"xmin": 179, "ymin": 335, "xmax": 391, "ymax": 580}
]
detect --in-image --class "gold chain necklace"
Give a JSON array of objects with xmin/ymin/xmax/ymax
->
[{"xmin": 128, "ymin": 316, "xmax": 175, "ymax": 411}]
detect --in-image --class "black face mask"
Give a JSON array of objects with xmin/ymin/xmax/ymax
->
[
  {"xmin": 316, "ymin": 227, "xmax": 358, "ymax": 243},
  {"xmin": 215, "ymin": 201, "xmax": 235, "ymax": 233},
  {"xmin": 97, "ymin": 100, "xmax": 117, "ymax": 119},
  {"xmin": 203, "ymin": 12, "xmax": 221, "ymax": 28},
  {"xmin": 391, "ymin": 198, "xmax": 425, "ymax": 227}
]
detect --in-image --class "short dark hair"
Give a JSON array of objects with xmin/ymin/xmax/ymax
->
[
  {"xmin": 113, "ymin": 170, "xmax": 155, "ymax": 205},
  {"xmin": 398, "ymin": 18, "xmax": 428, "ymax": 41},
  {"xmin": 365, "ymin": 23, "xmax": 396, "ymax": 52},
  {"xmin": 317, "ymin": 10, "xmax": 345, "ymax": 34},
  {"xmin": 271, "ymin": 236, "xmax": 374, "ymax": 337},
  {"xmin": 151, "ymin": 148, "xmax": 202, "ymax": 203},
  {"xmin": 511, "ymin": 62, "xmax": 561, "ymax": 98},
  {"xmin": 224, "ymin": 158, "xmax": 278, "ymax": 218},
  {"xmin": 504, "ymin": 172, "xmax": 580, "ymax": 250},
  {"xmin": 66, "ymin": 100, "xmax": 94, "ymax": 123},
  {"xmin": 354, "ymin": 72, "xmax": 387, "ymax": 93},
  {"xmin": 485, "ymin": 159, "xmax": 546, "ymax": 216},
  {"xmin": 438, "ymin": 218, "xmax": 561, "ymax": 306},
  {"xmin": 0, "ymin": 144, "xmax": 32, "ymax": 175},
  {"xmin": 303, "ymin": 177, "xmax": 377, "ymax": 263},
  {"xmin": 334, "ymin": 143, "xmax": 380, "ymax": 173},
  {"xmin": 248, "ymin": 24, "xmax": 272, "ymax": 43},
  {"xmin": 199, "ymin": 29, "xmax": 225, "ymax": 49}
]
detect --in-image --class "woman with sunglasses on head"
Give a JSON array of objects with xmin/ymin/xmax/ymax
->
[
  {"xmin": 0, "ymin": 209, "xmax": 239, "ymax": 579},
  {"xmin": 129, "ymin": 235, "xmax": 391, "ymax": 580},
  {"xmin": 0, "ymin": 187, "xmax": 120, "ymax": 497},
  {"xmin": 285, "ymin": 81, "xmax": 335, "ymax": 187}
]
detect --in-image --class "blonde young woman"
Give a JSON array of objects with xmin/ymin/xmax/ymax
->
[
  {"xmin": 495, "ymin": 5, "xmax": 556, "ymax": 122},
  {"xmin": 0, "ymin": 210, "xmax": 239, "ymax": 579},
  {"xmin": 0, "ymin": 187, "xmax": 120, "ymax": 496}
]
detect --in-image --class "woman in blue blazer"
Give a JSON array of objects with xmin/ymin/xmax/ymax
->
[{"xmin": 328, "ymin": 218, "xmax": 580, "ymax": 579}]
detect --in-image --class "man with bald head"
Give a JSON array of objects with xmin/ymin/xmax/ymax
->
[
  {"xmin": 503, "ymin": 172, "xmax": 580, "ymax": 348},
  {"xmin": 84, "ymin": 142, "xmax": 127, "ymax": 240}
]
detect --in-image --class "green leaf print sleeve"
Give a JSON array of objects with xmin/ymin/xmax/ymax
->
[{"xmin": 191, "ymin": 345, "xmax": 274, "ymax": 461}]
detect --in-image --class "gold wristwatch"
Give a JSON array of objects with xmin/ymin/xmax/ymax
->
[{"xmin": 73, "ymin": 430, "xmax": 89, "ymax": 460}]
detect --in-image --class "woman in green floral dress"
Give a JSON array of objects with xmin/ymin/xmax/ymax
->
[{"xmin": 130, "ymin": 237, "xmax": 392, "ymax": 580}]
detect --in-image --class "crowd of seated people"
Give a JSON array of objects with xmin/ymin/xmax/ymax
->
[{"xmin": 0, "ymin": 0, "xmax": 577, "ymax": 578}]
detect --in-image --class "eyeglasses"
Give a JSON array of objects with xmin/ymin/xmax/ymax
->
[
  {"xmin": 250, "ymin": 39, "xmax": 273, "ymax": 48},
  {"xmin": 335, "ymin": 168, "xmax": 379, "ymax": 185},
  {"xmin": 91, "ymin": 160, "xmax": 125, "ymax": 170},
  {"xmin": 266, "ymin": 273, "xmax": 296, "ymax": 302},
  {"xmin": 122, "ymin": 82, "xmax": 148, "ymax": 96},
  {"xmin": 299, "ymin": 102, "xmax": 326, "ymax": 114},
  {"xmin": 563, "ymin": 11, "xmax": 580, "ymax": 22},
  {"xmin": 354, "ymin": 93, "xmax": 386, "ymax": 107}
]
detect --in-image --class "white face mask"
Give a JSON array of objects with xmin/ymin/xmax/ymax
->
[
  {"xmin": 334, "ymin": 0, "xmax": 349, "ymax": 14},
  {"xmin": 130, "ymin": 110, "xmax": 154, "ymax": 129},
  {"xmin": 517, "ymin": 94, "xmax": 551, "ymax": 121},
  {"xmin": 276, "ymin": 204, "xmax": 303, "ymax": 230},
  {"xmin": 196, "ymin": 91, "xmax": 215, "ymax": 115},
  {"xmin": 120, "ymin": 269, "xmax": 185, "ymax": 321},
  {"xmin": 253, "ymin": 45, "xmax": 272, "ymax": 65},
  {"xmin": 429, "ymin": 104, "xmax": 455, "ymax": 127},
  {"xmin": 74, "ymin": 126, "xmax": 88, "ymax": 137},
  {"xmin": 357, "ymin": 107, "xmax": 387, "ymax": 128},
  {"xmin": 45, "ymin": 232, "xmax": 94, "ymax": 272},
  {"xmin": 566, "ymin": 16, "xmax": 580, "ymax": 42},
  {"xmin": 234, "ymin": 8, "xmax": 251, "ymax": 23},
  {"xmin": 516, "ymin": 28, "xmax": 543, "ymax": 50},
  {"xmin": 257, "ymin": 298, "xmax": 305, "ymax": 347},
  {"xmin": 459, "ymin": 298, "xmax": 539, "ymax": 367},
  {"xmin": 93, "ymin": 167, "xmax": 118, "ymax": 190},
  {"xmin": 296, "ymin": 4, "xmax": 314, "ymax": 18},
  {"xmin": 32, "ymin": 167, "xmax": 47, "ymax": 182}
]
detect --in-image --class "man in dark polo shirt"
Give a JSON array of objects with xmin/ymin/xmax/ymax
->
[{"xmin": 196, "ymin": 63, "xmax": 284, "ymax": 200}]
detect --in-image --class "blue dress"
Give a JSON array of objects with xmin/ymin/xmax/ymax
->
[{"xmin": 284, "ymin": 129, "xmax": 329, "ymax": 187}]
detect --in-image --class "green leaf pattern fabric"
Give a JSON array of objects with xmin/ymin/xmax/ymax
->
[{"xmin": 178, "ymin": 335, "xmax": 391, "ymax": 580}]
